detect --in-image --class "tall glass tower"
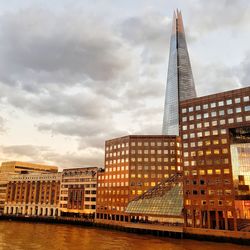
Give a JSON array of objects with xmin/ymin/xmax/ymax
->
[{"xmin": 162, "ymin": 10, "xmax": 197, "ymax": 135}]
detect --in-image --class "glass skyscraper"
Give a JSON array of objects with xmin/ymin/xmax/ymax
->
[{"xmin": 162, "ymin": 10, "xmax": 197, "ymax": 135}]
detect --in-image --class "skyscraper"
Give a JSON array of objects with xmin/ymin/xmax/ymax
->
[{"xmin": 162, "ymin": 10, "xmax": 196, "ymax": 135}]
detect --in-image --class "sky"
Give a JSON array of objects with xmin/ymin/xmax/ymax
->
[{"xmin": 0, "ymin": 0, "xmax": 250, "ymax": 170}]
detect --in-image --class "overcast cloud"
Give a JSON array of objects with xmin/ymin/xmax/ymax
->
[{"xmin": 0, "ymin": 0, "xmax": 249, "ymax": 169}]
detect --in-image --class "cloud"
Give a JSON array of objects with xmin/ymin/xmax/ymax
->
[
  {"xmin": 186, "ymin": 0, "xmax": 250, "ymax": 35},
  {"xmin": 0, "ymin": 144, "xmax": 104, "ymax": 169},
  {"xmin": 0, "ymin": 116, "xmax": 6, "ymax": 133},
  {"xmin": 0, "ymin": 7, "xmax": 136, "ymax": 91},
  {"xmin": 238, "ymin": 51, "xmax": 250, "ymax": 86},
  {"xmin": 120, "ymin": 11, "xmax": 170, "ymax": 64}
]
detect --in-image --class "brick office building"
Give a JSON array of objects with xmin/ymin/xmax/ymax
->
[
  {"xmin": 4, "ymin": 172, "xmax": 61, "ymax": 216},
  {"xmin": 60, "ymin": 167, "xmax": 98, "ymax": 217},
  {"xmin": 180, "ymin": 87, "xmax": 250, "ymax": 230},
  {"xmin": 96, "ymin": 135, "xmax": 182, "ymax": 222}
]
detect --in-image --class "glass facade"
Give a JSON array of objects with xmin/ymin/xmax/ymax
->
[
  {"xmin": 126, "ymin": 174, "xmax": 183, "ymax": 217},
  {"xmin": 230, "ymin": 143, "xmax": 250, "ymax": 198},
  {"xmin": 162, "ymin": 10, "xmax": 196, "ymax": 136}
]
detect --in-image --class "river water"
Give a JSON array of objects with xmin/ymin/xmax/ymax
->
[{"xmin": 0, "ymin": 221, "xmax": 249, "ymax": 250}]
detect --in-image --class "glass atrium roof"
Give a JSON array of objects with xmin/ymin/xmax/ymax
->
[{"xmin": 126, "ymin": 173, "xmax": 183, "ymax": 217}]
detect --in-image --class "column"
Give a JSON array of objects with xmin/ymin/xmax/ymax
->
[
  {"xmin": 32, "ymin": 206, "xmax": 36, "ymax": 215},
  {"xmin": 4, "ymin": 206, "xmax": 7, "ymax": 214},
  {"xmin": 5, "ymin": 183, "xmax": 10, "ymax": 203},
  {"xmin": 207, "ymin": 210, "xmax": 211, "ymax": 229},
  {"xmin": 39, "ymin": 181, "xmax": 43, "ymax": 205},
  {"xmin": 199, "ymin": 211, "xmax": 202, "ymax": 228},
  {"xmin": 233, "ymin": 210, "xmax": 238, "ymax": 231},
  {"xmin": 192, "ymin": 209, "xmax": 196, "ymax": 228},
  {"xmin": 28, "ymin": 182, "xmax": 33, "ymax": 205},
  {"xmin": 48, "ymin": 181, "xmax": 52, "ymax": 206},
  {"xmin": 27, "ymin": 206, "xmax": 31, "ymax": 215},
  {"xmin": 54, "ymin": 182, "xmax": 58, "ymax": 205},
  {"xmin": 44, "ymin": 182, "xmax": 48, "ymax": 205},
  {"xmin": 215, "ymin": 210, "xmax": 219, "ymax": 229},
  {"xmin": 224, "ymin": 210, "xmax": 228, "ymax": 230},
  {"xmin": 23, "ymin": 182, "xmax": 28, "ymax": 215},
  {"xmin": 33, "ymin": 182, "xmax": 38, "ymax": 205},
  {"xmin": 14, "ymin": 183, "xmax": 18, "ymax": 203},
  {"xmin": 19, "ymin": 182, "xmax": 23, "ymax": 204}
]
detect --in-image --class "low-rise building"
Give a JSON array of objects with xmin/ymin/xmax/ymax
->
[
  {"xmin": 4, "ymin": 172, "xmax": 61, "ymax": 216},
  {"xmin": 0, "ymin": 161, "xmax": 58, "ymax": 213},
  {"xmin": 60, "ymin": 167, "xmax": 99, "ymax": 218}
]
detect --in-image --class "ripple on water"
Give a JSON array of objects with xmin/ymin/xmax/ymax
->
[{"xmin": 0, "ymin": 221, "xmax": 249, "ymax": 250}]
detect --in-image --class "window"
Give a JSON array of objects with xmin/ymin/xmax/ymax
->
[
  {"xmin": 182, "ymin": 108, "xmax": 187, "ymax": 113},
  {"xmin": 235, "ymin": 97, "xmax": 241, "ymax": 103},
  {"xmin": 227, "ymin": 109, "xmax": 233, "ymax": 114},
  {"xmin": 204, "ymin": 131, "xmax": 210, "ymax": 136},
  {"xmin": 215, "ymin": 169, "xmax": 221, "ymax": 174},
  {"xmin": 243, "ymin": 96, "xmax": 249, "ymax": 102},
  {"xmin": 226, "ymin": 99, "xmax": 232, "ymax": 105},
  {"xmin": 218, "ymin": 101, "xmax": 224, "ymax": 106},
  {"xmin": 245, "ymin": 105, "xmax": 250, "ymax": 112},
  {"xmin": 207, "ymin": 169, "xmax": 213, "ymax": 175},
  {"xmin": 212, "ymin": 130, "xmax": 218, "ymax": 135},
  {"xmin": 219, "ymin": 110, "xmax": 225, "ymax": 116},
  {"xmin": 196, "ymin": 105, "xmax": 201, "ymax": 111},
  {"xmin": 220, "ymin": 119, "xmax": 226, "ymax": 125},
  {"xmin": 211, "ymin": 111, "xmax": 217, "ymax": 117},
  {"xmin": 236, "ymin": 117, "xmax": 243, "ymax": 122},
  {"xmin": 203, "ymin": 104, "xmax": 208, "ymax": 109},
  {"xmin": 196, "ymin": 114, "xmax": 201, "ymax": 119},
  {"xmin": 236, "ymin": 107, "xmax": 241, "ymax": 113},
  {"xmin": 211, "ymin": 102, "xmax": 216, "ymax": 108},
  {"xmin": 204, "ymin": 113, "xmax": 209, "ymax": 118},
  {"xmin": 189, "ymin": 107, "xmax": 193, "ymax": 112}
]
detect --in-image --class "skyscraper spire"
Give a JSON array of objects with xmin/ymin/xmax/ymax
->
[{"xmin": 162, "ymin": 10, "xmax": 196, "ymax": 135}]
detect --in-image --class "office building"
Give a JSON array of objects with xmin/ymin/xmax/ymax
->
[
  {"xmin": 4, "ymin": 172, "xmax": 61, "ymax": 216},
  {"xmin": 180, "ymin": 87, "xmax": 250, "ymax": 230},
  {"xmin": 0, "ymin": 161, "xmax": 58, "ymax": 213},
  {"xmin": 96, "ymin": 135, "xmax": 182, "ymax": 222},
  {"xmin": 60, "ymin": 167, "xmax": 98, "ymax": 217}
]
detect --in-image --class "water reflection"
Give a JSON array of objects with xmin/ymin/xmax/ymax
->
[{"xmin": 0, "ymin": 221, "xmax": 249, "ymax": 250}]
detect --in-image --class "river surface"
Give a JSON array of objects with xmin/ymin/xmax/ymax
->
[{"xmin": 0, "ymin": 221, "xmax": 249, "ymax": 250}]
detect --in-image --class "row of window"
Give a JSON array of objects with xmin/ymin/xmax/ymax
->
[
  {"xmin": 184, "ymin": 168, "xmax": 230, "ymax": 176},
  {"xmin": 106, "ymin": 141, "xmax": 178, "ymax": 151},
  {"xmin": 98, "ymin": 190, "xmax": 129, "ymax": 195},
  {"xmin": 182, "ymin": 114, "xmax": 249, "ymax": 124},
  {"xmin": 183, "ymin": 138, "xmax": 227, "ymax": 148},
  {"xmin": 186, "ymin": 189, "xmax": 232, "ymax": 196},
  {"xmin": 97, "ymin": 205, "xmax": 125, "ymax": 211},
  {"xmin": 130, "ymin": 173, "xmax": 169, "ymax": 179},
  {"xmin": 98, "ymin": 182, "xmax": 129, "ymax": 187},
  {"xmin": 183, "ymin": 158, "xmax": 229, "ymax": 167},
  {"xmin": 185, "ymin": 199, "xmax": 233, "ymax": 206},
  {"xmin": 183, "ymin": 129, "xmax": 228, "ymax": 139},
  {"xmin": 182, "ymin": 96, "xmax": 250, "ymax": 113},
  {"xmin": 98, "ymin": 198, "xmax": 128, "ymax": 204},
  {"xmin": 183, "ymin": 148, "xmax": 229, "ymax": 157},
  {"xmin": 106, "ymin": 149, "xmax": 180, "ymax": 158},
  {"xmin": 131, "ymin": 157, "xmax": 179, "ymax": 163}
]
